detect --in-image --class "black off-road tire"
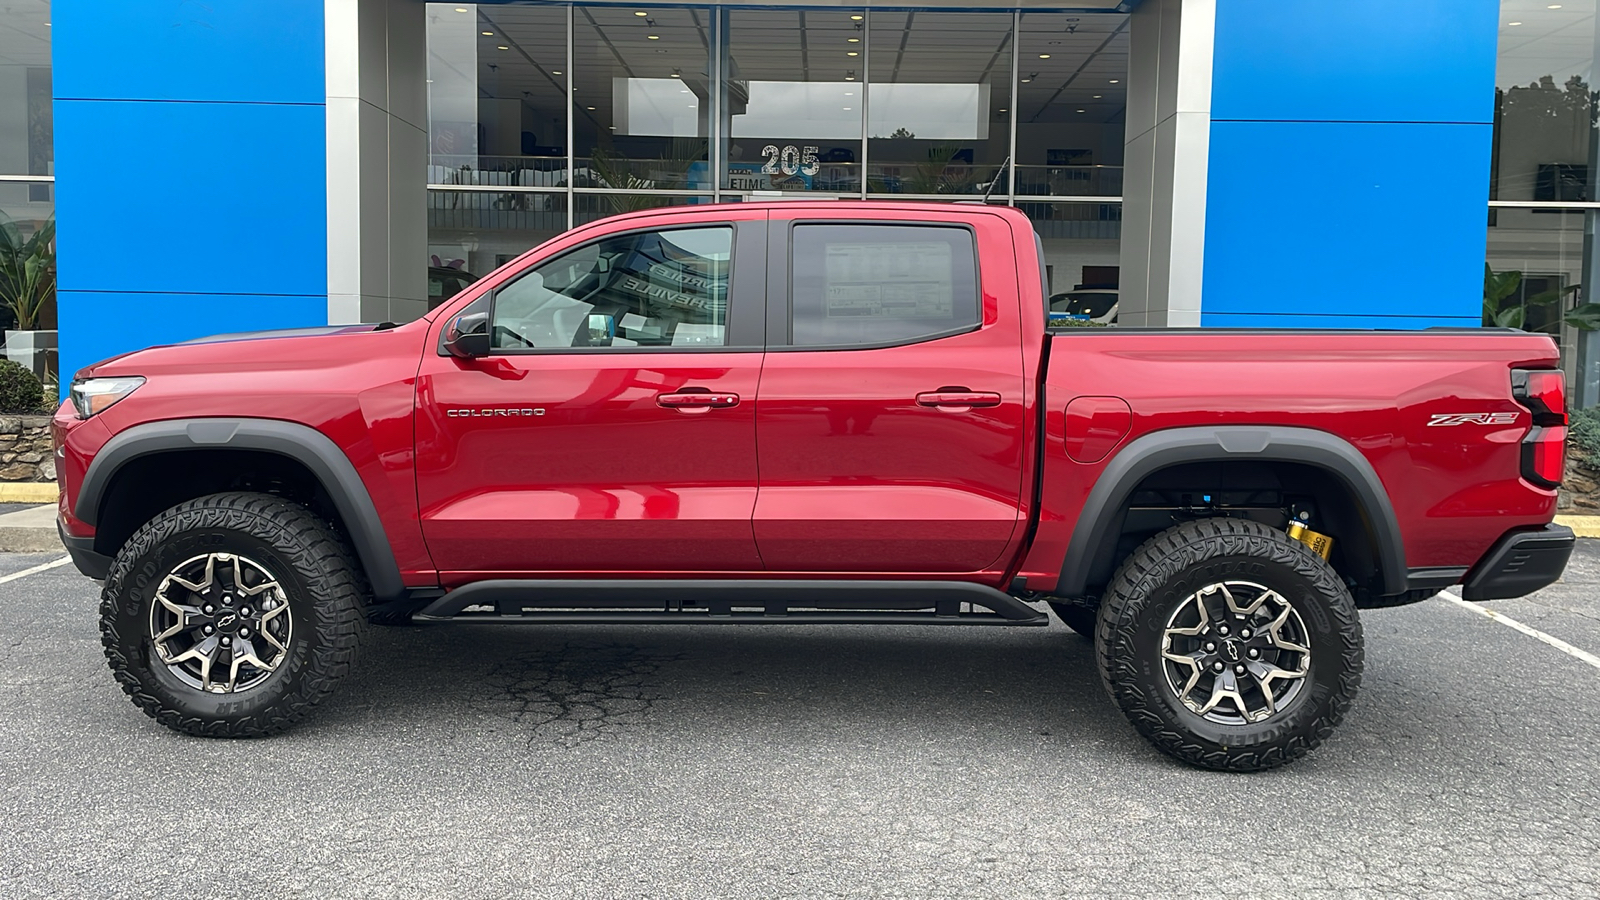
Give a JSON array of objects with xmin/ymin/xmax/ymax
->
[
  {"xmin": 1047, "ymin": 600, "xmax": 1098, "ymax": 640},
  {"xmin": 100, "ymin": 492, "xmax": 367, "ymax": 736},
  {"xmin": 1095, "ymin": 517, "xmax": 1363, "ymax": 772}
]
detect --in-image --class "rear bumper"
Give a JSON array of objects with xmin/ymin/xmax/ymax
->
[
  {"xmin": 58, "ymin": 518, "xmax": 111, "ymax": 581},
  {"xmin": 1461, "ymin": 524, "xmax": 1575, "ymax": 601}
]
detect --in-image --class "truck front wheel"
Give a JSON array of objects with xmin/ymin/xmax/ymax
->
[
  {"xmin": 1095, "ymin": 518, "xmax": 1363, "ymax": 771},
  {"xmin": 99, "ymin": 492, "xmax": 367, "ymax": 736}
]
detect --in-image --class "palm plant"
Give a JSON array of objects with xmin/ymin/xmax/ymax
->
[
  {"xmin": 0, "ymin": 215, "xmax": 55, "ymax": 331},
  {"xmin": 1483, "ymin": 263, "xmax": 1600, "ymax": 330}
]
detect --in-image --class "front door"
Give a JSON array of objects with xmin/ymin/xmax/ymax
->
[
  {"xmin": 753, "ymin": 215, "xmax": 1027, "ymax": 573},
  {"xmin": 416, "ymin": 214, "xmax": 767, "ymax": 578}
]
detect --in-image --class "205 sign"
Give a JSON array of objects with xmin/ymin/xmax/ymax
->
[{"xmin": 761, "ymin": 144, "xmax": 821, "ymax": 177}]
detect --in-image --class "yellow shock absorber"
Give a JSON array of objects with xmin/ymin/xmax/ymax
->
[{"xmin": 1287, "ymin": 519, "xmax": 1334, "ymax": 561}]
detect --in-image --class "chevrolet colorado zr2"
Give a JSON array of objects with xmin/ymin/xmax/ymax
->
[{"xmin": 52, "ymin": 202, "xmax": 1575, "ymax": 771}]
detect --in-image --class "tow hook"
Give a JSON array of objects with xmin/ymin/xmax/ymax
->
[{"xmin": 1287, "ymin": 513, "xmax": 1333, "ymax": 560}]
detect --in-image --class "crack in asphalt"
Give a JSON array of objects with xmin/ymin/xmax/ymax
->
[{"xmin": 471, "ymin": 641, "xmax": 684, "ymax": 749}]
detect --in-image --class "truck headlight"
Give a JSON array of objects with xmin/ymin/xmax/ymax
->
[{"xmin": 70, "ymin": 377, "xmax": 146, "ymax": 419}]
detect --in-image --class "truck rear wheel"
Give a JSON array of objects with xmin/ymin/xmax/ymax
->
[
  {"xmin": 99, "ymin": 492, "xmax": 367, "ymax": 736},
  {"xmin": 1095, "ymin": 517, "xmax": 1363, "ymax": 771}
]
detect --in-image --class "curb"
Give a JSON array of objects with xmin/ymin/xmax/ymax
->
[
  {"xmin": 1555, "ymin": 515, "xmax": 1600, "ymax": 538},
  {"xmin": 0, "ymin": 483, "xmax": 57, "ymax": 503}
]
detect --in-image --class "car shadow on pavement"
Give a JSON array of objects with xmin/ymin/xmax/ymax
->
[{"xmin": 321, "ymin": 623, "xmax": 1139, "ymax": 753}]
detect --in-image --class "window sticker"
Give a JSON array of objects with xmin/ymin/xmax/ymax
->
[{"xmin": 823, "ymin": 242, "xmax": 953, "ymax": 319}]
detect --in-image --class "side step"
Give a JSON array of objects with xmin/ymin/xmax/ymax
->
[{"xmin": 412, "ymin": 579, "xmax": 1049, "ymax": 626}]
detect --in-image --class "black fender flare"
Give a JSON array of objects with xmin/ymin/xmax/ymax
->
[
  {"xmin": 1056, "ymin": 425, "xmax": 1407, "ymax": 598},
  {"xmin": 77, "ymin": 418, "xmax": 406, "ymax": 602}
]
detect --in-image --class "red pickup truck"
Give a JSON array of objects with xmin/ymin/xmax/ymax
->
[{"xmin": 53, "ymin": 201, "xmax": 1573, "ymax": 771}]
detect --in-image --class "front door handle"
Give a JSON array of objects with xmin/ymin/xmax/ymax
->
[
  {"xmin": 657, "ymin": 391, "xmax": 740, "ymax": 410},
  {"xmin": 916, "ymin": 390, "xmax": 1002, "ymax": 409}
]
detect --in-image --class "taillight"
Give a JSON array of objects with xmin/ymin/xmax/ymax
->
[
  {"xmin": 1513, "ymin": 368, "xmax": 1566, "ymax": 488},
  {"xmin": 1512, "ymin": 369, "xmax": 1566, "ymax": 425}
]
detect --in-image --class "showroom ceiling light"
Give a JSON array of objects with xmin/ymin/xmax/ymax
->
[
  {"xmin": 648, "ymin": 34, "xmax": 660, "ymax": 40},
  {"xmin": 454, "ymin": 7, "xmax": 467, "ymax": 12},
  {"xmin": 843, "ymin": 107, "xmax": 852, "ymax": 110},
  {"xmin": 1039, "ymin": 54, "xmax": 1051, "ymax": 59},
  {"xmin": 1509, "ymin": 21, "xmax": 1523, "ymax": 25},
  {"xmin": 1109, "ymin": 79, "xmax": 1119, "ymax": 83},
  {"xmin": 481, "ymin": 31, "xmax": 493, "ymax": 36},
  {"xmin": 1548, "ymin": 4, "xmax": 1562, "ymax": 8},
  {"xmin": 1093, "ymin": 94, "xmax": 1102, "ymax": 98},
  {"xmin": 847, "ymin": 51, "xmax": 858, "ymax": 56},
  {"xmin": 497, "ymin": 45, "xmax": 508, "ymax": 50},
  {"xmin": 635, "ymin": 10, "xmax": 648, "ymax": 15},
  {"xmin": 552, "ymin": 70, "xmax": 561, "ymax": 75},
  {"xmin": 851, "ymin": 14, "xmax": 863, "ymax": 20},
  {"xmin": 1077, "ymin": 109, "xmax": 1086, "ymax": 113},
  {"xmin": 587, "ymin": 106, "xmax": 596, "ymax": 110},
  {"xmin": 848, "ymin": 38, "xmax": 860, "ymax": 42}
]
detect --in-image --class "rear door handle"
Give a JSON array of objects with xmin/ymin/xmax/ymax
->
[
  {"xmin": 916, "ymin": 390, "xmax": 1002, "ymax": 409},
  {"xmin": 657, "ymin": 391, "xmax": 740, "ymax": 410}
]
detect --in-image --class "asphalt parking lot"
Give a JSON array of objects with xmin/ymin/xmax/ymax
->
[{"xmin": 2, "ymin": 546, "xmax": 1599, "ymax": 899}]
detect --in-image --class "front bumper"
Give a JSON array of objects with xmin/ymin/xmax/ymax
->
[
  {"xmin": 58, "ymin": 518, "xmax": 111, "ymax": 581},
  {"xmin": 1461, "ymin": 524, "xmax": 1575, "ymax": 601}
]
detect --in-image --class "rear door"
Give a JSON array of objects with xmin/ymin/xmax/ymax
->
[
  {"xmin": 752, "ymin": 211, "xmax": 1027, "ymax": 573},
  {"xmin": 415, "ymin": 211, "xmax": 768, "ymax": 577}
]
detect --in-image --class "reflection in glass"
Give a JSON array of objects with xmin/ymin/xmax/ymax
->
[
  {"xmin": 492, "ymin": 226, "xmax": 731, "ymax": 348},
  {"xmin": 426, "ymin": 3, "xmax": 568, "ymax": 185},
  {"xmin": 1487, "ymin": 3, "xmax": 1600, "ymax": 401},
  {"xmin": 1021, "ymin": 201, "xmax": 1123, "ymax": 324},
  {"xmin": 1014, "ymin": 12, "xmax": 1127, "ymax": 198},
  {"xmin": 724, "ymin": 9, "xmax": 866, "ymax": 193},
  {"xmin": 866, "ymin": 11, "xmax": 1012, "ymax": 196},
  {"xmin": 574, "ymin": 6, "xmax": 711, "ymax": 190},
  {"xmin": 574, "ymin": 192, "xmax": 708, "ymax": 227},
  {"xmin": 426, "ymin": 191, "xmax": 568, "ymax": 307}
]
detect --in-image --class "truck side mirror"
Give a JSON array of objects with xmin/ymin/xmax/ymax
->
[{"xmin": 443, "ymin": 311, "xmax": 491, "ymax": 359}]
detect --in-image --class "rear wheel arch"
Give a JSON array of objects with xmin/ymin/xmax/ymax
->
[
  {"xmin": 1057, "ymin": 426, "xmax": 1406, "ymax": 600},
  {"xmin": 78, "ymin": 418, "xmax": 405, "ymax": 602}
]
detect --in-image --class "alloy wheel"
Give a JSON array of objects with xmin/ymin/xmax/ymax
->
[
  {"xmin": 1160, "ymin": 580, "xmax": 1311, "ymax": 725},
  {"xmin": 147, "ymin": 552, "xmax": 293, "ymax": 694}
]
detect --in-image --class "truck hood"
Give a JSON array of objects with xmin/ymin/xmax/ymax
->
[
  {"xmin": 74, "ymin": 323, "xmax": 400, "ymax": 381},
  {"xmin": 179, "ymin": 323, "xmax": 396, "ymax": 345}
]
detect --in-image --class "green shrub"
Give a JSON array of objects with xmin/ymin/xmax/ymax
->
[
  {"xmin": 1570, "ymin": 406, "xmax": 1600, "ymax": 469},
  {"xmin": 0, "ymin": 358, "xmax": 43, "ymax": 414}
]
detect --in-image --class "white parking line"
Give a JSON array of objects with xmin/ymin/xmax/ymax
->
[
  {"xmin": 1439, "ymin": 590, "xmax": 1600, "ymax": 671},
  {"xmin": 0, "ymin": 556, "xmax": 73, "ymax": 586}
]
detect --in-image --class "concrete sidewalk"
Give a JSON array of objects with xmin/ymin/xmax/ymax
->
[{"xmin": 0, "ymin": 504, "xmax": 62, "ymax": 552}]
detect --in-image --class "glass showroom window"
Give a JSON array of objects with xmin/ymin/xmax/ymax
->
[
  {"xmin": 865, "ymin": 11, "xmax": 1013, "ymax": 198},
  {"xmin": 721, "ymin": 8, "xmax": 868, "ymax": 195},
  {"xmin": 426, "ymin": 3, "xmax": 567, "ymax": 304},
  {"xmin": 1487, "ymin": 0, "xmax": 1600, "ymax": 403},
  {"xmin": 573, "ymin": 6, "xmax": 713, "ymax": 194},
  {"xmin": 0, "ymin": 0, "xmax": 54, "ymax": 385},
  {"xmin": 421, "ymin": 4, "xmax": 1131, "ymax": 323}
]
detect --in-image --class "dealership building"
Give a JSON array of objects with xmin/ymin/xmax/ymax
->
[{"xmin": 1, "ymin": 1, "xmax": 1596, "ymax": 400}]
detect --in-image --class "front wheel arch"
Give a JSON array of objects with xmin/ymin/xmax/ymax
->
[{"xmin": 78, "ymin": 418, "xmax": 406, "ymax": 602}]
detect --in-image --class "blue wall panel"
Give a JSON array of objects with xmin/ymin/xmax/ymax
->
[
  {"xmin": 58, "ymin": 292, "xmax": 329, "ymax": 374},
  {"xmin": 53, "ymin": 0, "xmax": 324, "ymax": 104},
  {"xmin": 53, "ymin": 0, "xmax": 327, "ymax": 388},
  {"xmin": 1211, "ymin": 0, "xmax": 1499, "ymax": 124},
  {"xmin": 54, "ymin": 100, "xmax": 327, "ymax": 297},
  {"xmin": 1201, "ymin": 0, "xmax": 1501, "ymax": 329},
  {"xmin": 1202, "ymin": 120, "xmax": 1490, "ymax": 323}
]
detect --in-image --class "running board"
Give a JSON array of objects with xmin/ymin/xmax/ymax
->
[{"xmin": 412, "ymin": 579, "xmax": 1049, "ymax": 626}]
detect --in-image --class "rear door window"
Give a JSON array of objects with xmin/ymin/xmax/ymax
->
[{"xmin": 788, "ymin": 224, "xmax": 979, "ymax": 347}]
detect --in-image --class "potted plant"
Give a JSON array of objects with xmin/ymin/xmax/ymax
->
[{"xmin": 0, "ymin": 214, "xmax": 56, "ymax": 382}]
